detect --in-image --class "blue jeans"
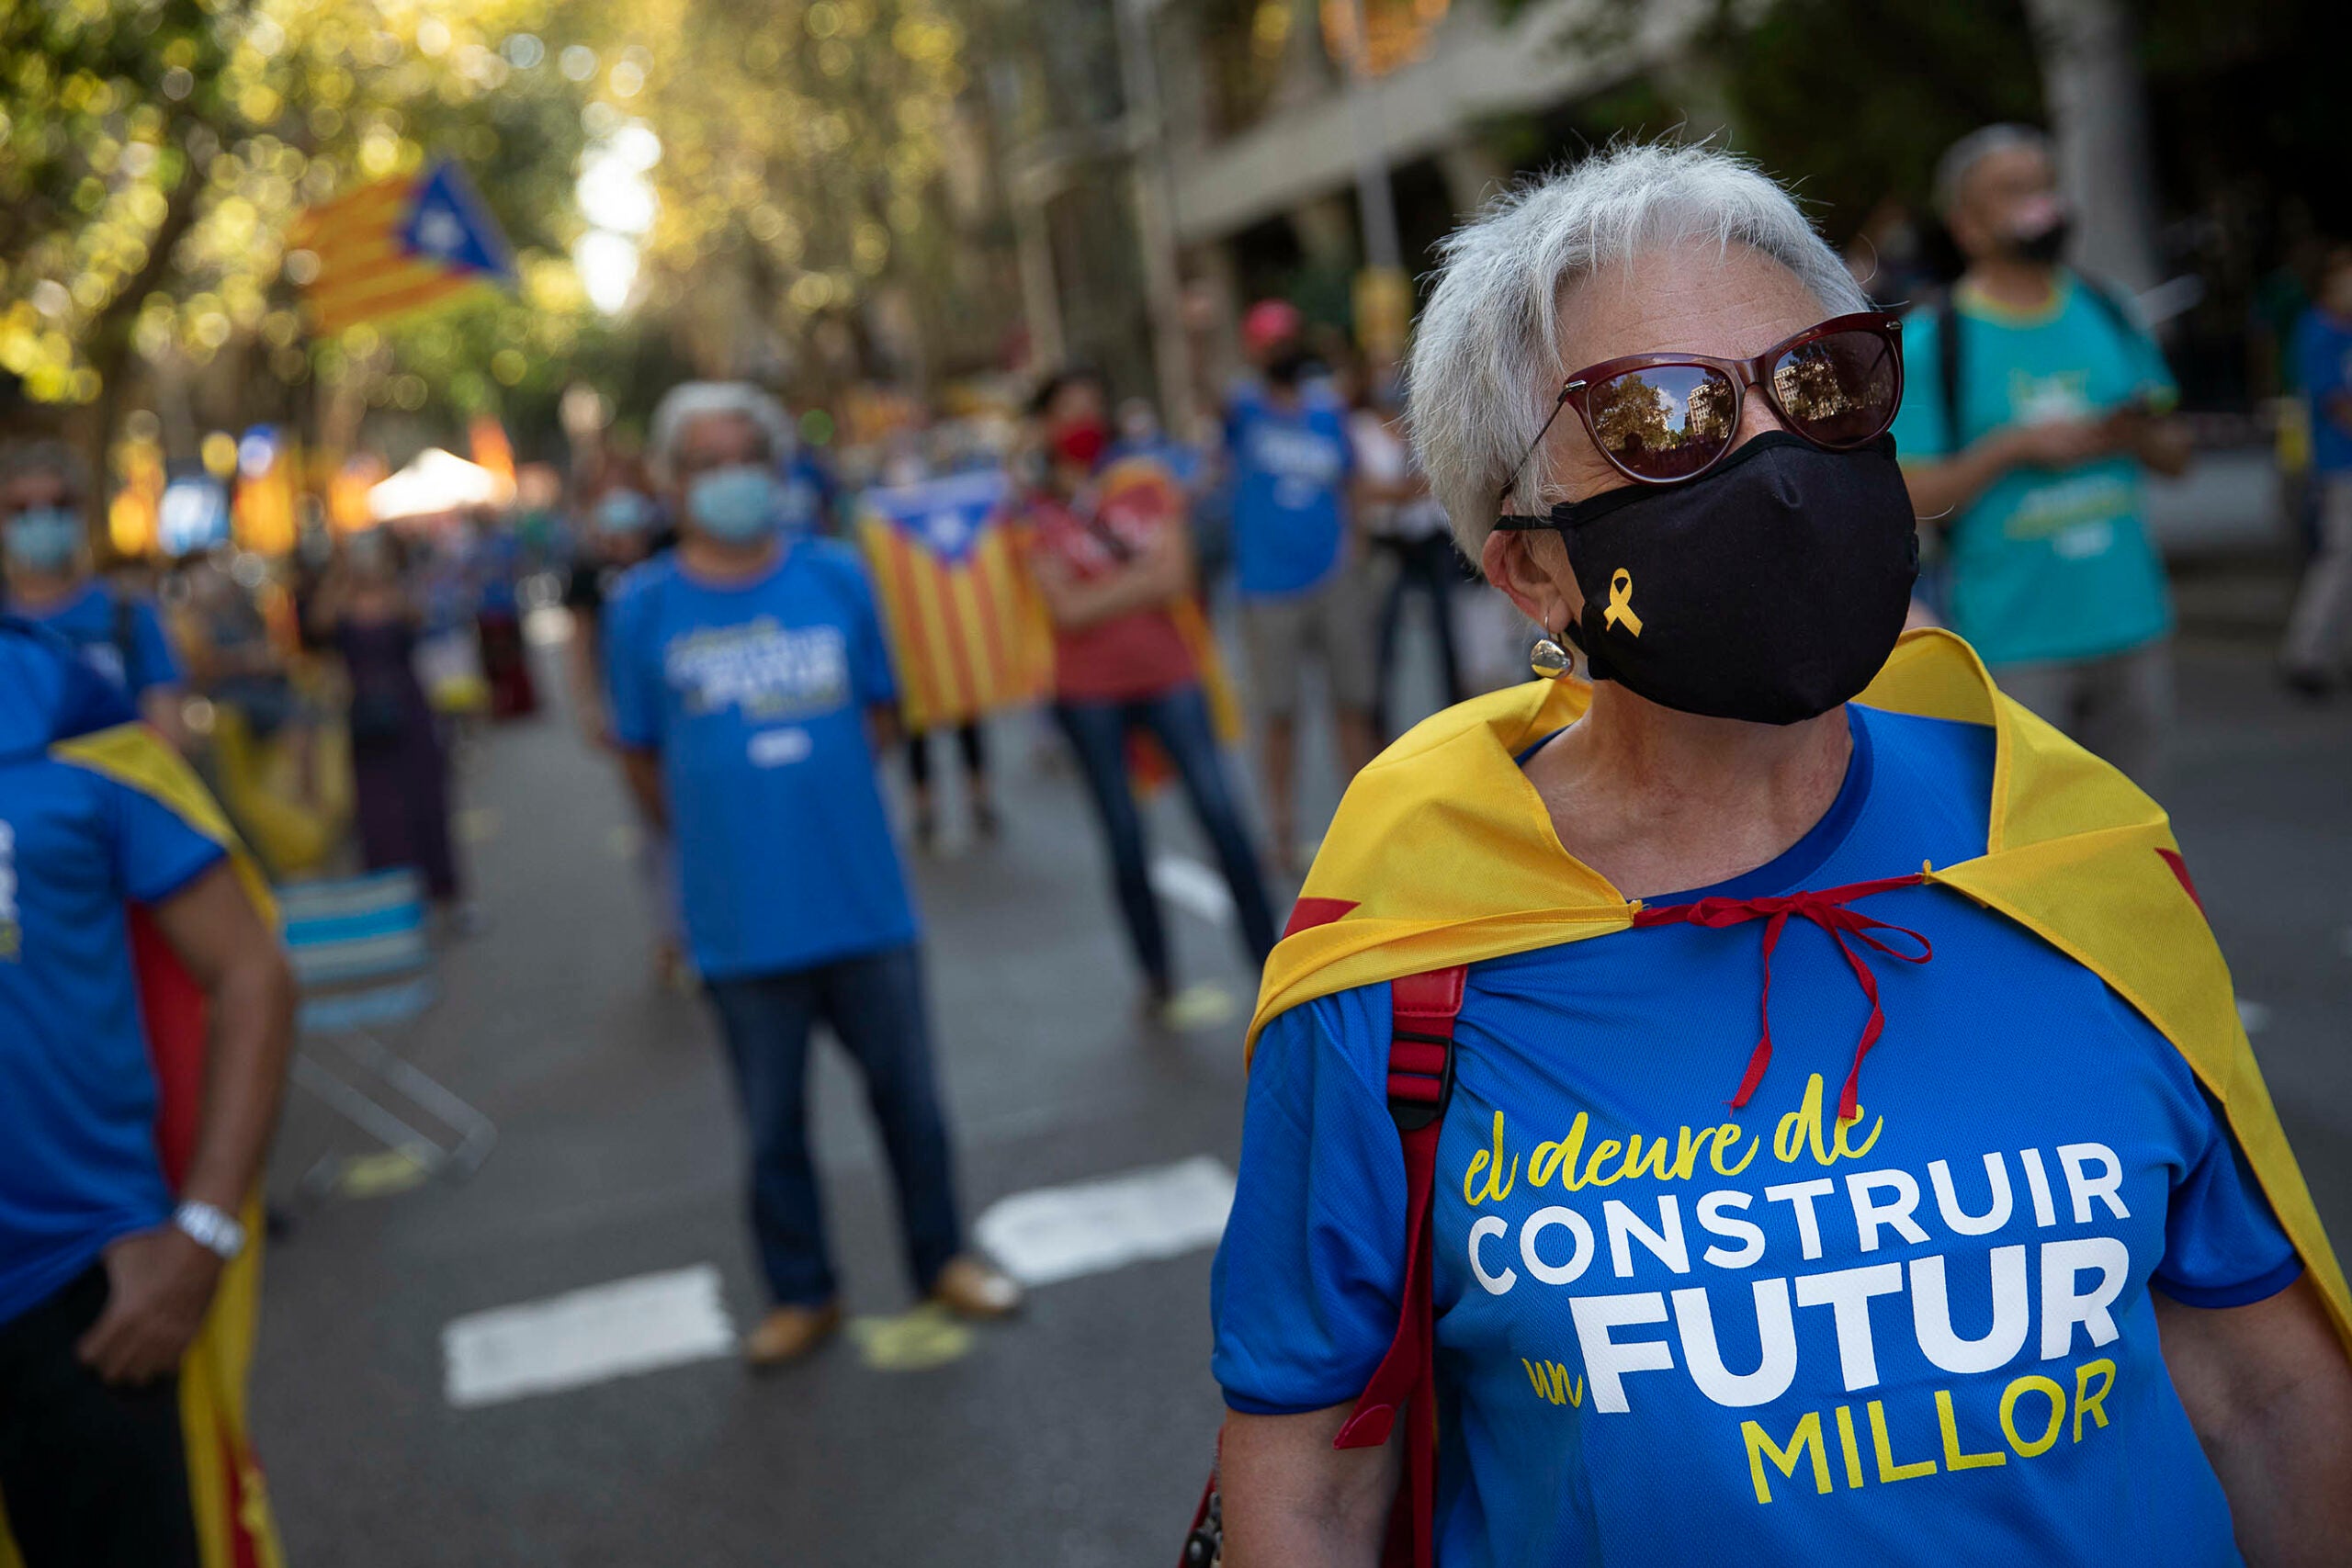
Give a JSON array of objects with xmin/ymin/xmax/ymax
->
[
  {"xmin": 703, "ymin": 943, "xmax": 963, "ymax": 1307},
  {"xmin": 1053, "ymin": 682, "xmax": 1279, "ymax": 987}
]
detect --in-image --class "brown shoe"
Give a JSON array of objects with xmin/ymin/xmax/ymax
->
[
  {"xmin": 742, "ymin": 1301, "xmax": 842, "ymax": 1368},
  {"xmin": 929, "ymin": 1255, "xmax": 1023, "ymax": 1320}
]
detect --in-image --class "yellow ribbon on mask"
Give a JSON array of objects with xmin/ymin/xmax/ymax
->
[{"xmin": 1603, "ymin": 569, "xmax": 1643, "ymax": 635}]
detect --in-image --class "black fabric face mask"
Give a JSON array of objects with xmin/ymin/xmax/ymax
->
[
  {"xmin": 1534, "ymin": 432, "xmax": 1918, "ymax": 725},
  {"xmin": 2012, "ymin": 215, "xmax": 2073, "ymax": 266}
]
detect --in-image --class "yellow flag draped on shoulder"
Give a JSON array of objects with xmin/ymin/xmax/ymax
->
[
  {"xmin": 0, "ymin": 724, "xmax": 287, "ymax": 1568},
  {"xmin": 1250, "ymin": 628, "xmax": 2349, "ymax": 1351}
]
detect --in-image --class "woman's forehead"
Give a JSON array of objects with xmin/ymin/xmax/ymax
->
[
  {"xmin": 678, "ymin": 411, "xmax": 764, "ymax": 457},
  {"xmin": 1553, "ymin": 243, "xmax": 1827, "ymax": 369}
]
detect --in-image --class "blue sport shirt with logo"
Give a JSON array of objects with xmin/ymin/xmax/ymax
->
[
  {"xmin": 1225, "ymin": 384, "xmax": 1354, "ymax": 599},
  {"xmin": 1213, "ymin": 703, "xmax": 2297, "ymax": 1565},
  {"xmin": 0, "ymin": 620, "xmax": 225, "ymax": 1327},
  {"xmin": 604, "ymin": 541, "xmax": 916, "ymax": 981}
]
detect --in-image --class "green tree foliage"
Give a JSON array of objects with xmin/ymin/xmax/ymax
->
[{"xmin": 0, "ymin": 0, "xmax": 594, "ymax": 456}]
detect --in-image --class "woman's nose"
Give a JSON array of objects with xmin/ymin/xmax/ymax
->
[{"xmin": 1735, "ymin": 377, "xmax": 1792, "ymax": 446}]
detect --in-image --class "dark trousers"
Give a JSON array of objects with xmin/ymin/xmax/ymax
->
[
  {"xmin": 904, "ymin": 722, "xmax": 985, "ymax": 788},
  {"xmin": 1374, "ymin": 532, "xmax": 1466, "ymax": 736},
  {"xmin": 1053, "ymin": 682, "xmax": 1280, "ymax": 988},
  {"xmin": 704, "ymin": 943, "xmax": 964, "ymax": 1307},
  {"xmin": 0, "ymin": 1266, "xmax": 198, "ymax": 1568}
]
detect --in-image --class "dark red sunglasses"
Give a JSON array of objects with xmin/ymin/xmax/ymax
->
[{"xmin": 1494, "ymin": 312, "xmax": 1905, "ymax": 501}]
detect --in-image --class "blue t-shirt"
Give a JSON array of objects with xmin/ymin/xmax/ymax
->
[
  {"xmin": 2290, "ymin": 306, "xmax": 2352, "ymax": 476},
  {"xmin": 1893, "ymin": 276, "xmax": 2177, "ymax": 667},
  {"xmin": 1214, "ymin": 705, "xmax": 2297, "ymax": 1565},
  {"xmin": 603, "ymin": 542, "xmax": 917, "ymax": 981},
  {"xmin": 1226, "ymin": 386, "xmax": 1354, "ymax": 598},
  {"xmin": 0, "ymin": 623, "xmax": 226, "ymax": 1327},
  {"xmin": 20, "ymin": 581, "xmax": 183, "ymax": 697}
]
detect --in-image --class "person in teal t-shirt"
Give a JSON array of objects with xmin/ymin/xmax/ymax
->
[{"xmin": 1894, "ymin": 126, "xmax": 2191, "ymax": 784}]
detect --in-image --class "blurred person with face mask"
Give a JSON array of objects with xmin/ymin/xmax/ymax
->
[
  {"xmin": 563, "ymin": 455, "xmax": 689, "ymax": 987},
  {"xmin": 2280, "ymin": 245, "xmax": 2352, "ymax": 696},
  {"xmin": 562, "ymin": 454, "xmax": 674, "ymax": 748},
  {"xmin": 1021, "ymin": 368, "xmax": 1279, "ymax": 1017},
  {"xmin": 1348, "ymin": 362, "xmax": 1465, "ymax": 736},
  {"xmin": 1224, "ymin": 301, "xmax": 1378, "ymax": 872},
  {"xmin": 308, "ymin": 527, "xmax": 470, "ymax": 931},
  {"xmin": 1894, "ymin": 126, "xmax": 2192, "ymax": 784},
  {"xmin": 604, "ymin": 382, "xmax": 1019, "ymax": 1364},
  {"xmin": 1, "ymin": 442, "xmax": 188, "ymax": 752}
]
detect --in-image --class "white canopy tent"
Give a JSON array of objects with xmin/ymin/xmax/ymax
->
[{"xmin": 367, "ymin": 447, "xmax": 514, "ymax": 523}]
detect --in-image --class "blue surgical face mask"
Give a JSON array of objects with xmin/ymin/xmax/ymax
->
[
  {"xmin": 4, "ymin": 506, "xmax": 83, "ymax": 574},
  {"xmin": 594, "ymin": 489, "xmax": 655, "ymax": 536},
  {"xmin": 685, "ymin": 466, "xmax": 782, "ymax": 543}
]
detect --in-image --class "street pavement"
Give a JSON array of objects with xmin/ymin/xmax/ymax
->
[{"xmin": 249, "ymin": 609, "xmax": 2350, "ymax": 1567}]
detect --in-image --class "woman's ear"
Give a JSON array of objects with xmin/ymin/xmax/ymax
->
[{"xmin": 1480, "ymin": 528, "xmax": 1580, "ymax": 635}]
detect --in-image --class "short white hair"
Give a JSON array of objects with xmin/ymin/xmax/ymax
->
[
  {"xmin": 648, "ymin": 381, "xmax": 795, "ymax": 483},
  {"xmin": 1407, "ymin": 142, "xmax": 1868, "ymax": 560}
]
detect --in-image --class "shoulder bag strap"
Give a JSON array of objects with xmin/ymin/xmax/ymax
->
[
  {"xmin": 1938, "ymin": 293, "xmax": 1964, "ymax": 460},
  {"xmin": 1332, "ymin": 964, "xmax": 1468, "ymax": 1568}
]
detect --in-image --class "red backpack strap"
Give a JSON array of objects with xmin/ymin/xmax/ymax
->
[{"xmin": 1332, "ymin": 964, "xmax": 1466, "ymax": 1568}]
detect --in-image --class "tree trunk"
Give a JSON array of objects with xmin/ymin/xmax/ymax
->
[{"xmin": 2021, "ymin": 0, "xmax": 2163, "ymax": 299}]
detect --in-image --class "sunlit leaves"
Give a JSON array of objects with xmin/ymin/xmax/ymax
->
[{"xmin": 0, "ymin": 0, "xmax": 592, "ymax": 407}]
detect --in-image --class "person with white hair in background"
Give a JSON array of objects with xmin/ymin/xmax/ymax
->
[
  {"xmin": 0, "ymin": 441, "xmax": 188, "ymax": 751},
  {"xmin": 602, "ymin": 381, "xmax": 1019, "ymax": 1367},
  {"xmin": 1894, "ymin": 125, "xmax": 2192, "ymax": 784},
  {"xmin": 1207, "ymin": 143, "xmax": 2350, "ymax": 1566}
]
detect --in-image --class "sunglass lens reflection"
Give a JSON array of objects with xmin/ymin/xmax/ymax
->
[
  {"xmin": 1587, "ymin": 364, "xmax": 1738, "ymax": 479},
  {"xmin": 1770, "ymin": 330, "xmax": 1898, "ymax": 446}
]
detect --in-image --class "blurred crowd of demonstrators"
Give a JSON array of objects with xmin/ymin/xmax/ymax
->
[{"xmin": 0, "ymin": 434, "xmax": 579, "ymax": 938}]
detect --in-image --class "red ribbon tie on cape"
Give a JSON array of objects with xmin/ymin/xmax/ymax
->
[{"xmin": 1634, "ymin": 873, "xmax": 1932, "ymax": 1122}]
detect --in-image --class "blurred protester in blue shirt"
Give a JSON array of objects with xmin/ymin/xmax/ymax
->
[
  {"xmin": 605, "ymin": 382, "xmax": 1019, "ymax": 1366},
  {"xmin": 1894, "ymin": 127, "xmax": 2191, "ymax": 784},
  {"xmin": 0, "ymin": 618, "xmax": 293, "ymax": 1568},
  {"xmin": 1226, "ymin": 302, "xmax": 1378, "ymax": 870},
  {"xmin": 0, "ymin": 442, "xmax": 187, "ymax": 751},
  {"xmin": 2281, "ymin": 246, "xmax": 2352, "ymax": 695}
]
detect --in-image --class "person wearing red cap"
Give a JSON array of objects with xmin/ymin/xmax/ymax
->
[{"xmin": 1224, "ymin": 301, "xmax": 1379, "ymax": 871}]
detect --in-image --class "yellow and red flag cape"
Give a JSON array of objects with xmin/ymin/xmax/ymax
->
[
  {"xmin": 0, "ymin": 724, "xmax": 286, "ymax": 1568},
  {"xmin": 857, "ymin": 469, "xmax": 1054, "ymax": 733},
  {"xmin": 1251, "ymin": 628, "xmax": 2349, "ymax": 1350}
]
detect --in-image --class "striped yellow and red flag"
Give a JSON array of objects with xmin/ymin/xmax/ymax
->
[
  {"xmin": 856, "ymin": 469, "xmax": 1053, "ymax": 732},
  {"xmin": 287, "ymin": 160, "xmax": 514, "ymax": 337}
]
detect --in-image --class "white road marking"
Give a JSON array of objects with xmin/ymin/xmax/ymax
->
[
  {"xmin": 2236, "ymin": 998, "xmax": 2271, "ymax": 1035},
  {"xmin": 443, "ymin": 1264, "xmax": 735, "ymax": 1409},
  {"xmin": 1150, "ymin": 855, "xmax": 1234, "ymax": 925},
  {"xmin": 974, "ymin": 1155, "xmax": 1236, "ymax": 1288}
]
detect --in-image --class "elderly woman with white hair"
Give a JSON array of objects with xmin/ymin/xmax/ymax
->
[
  {"xmin": 603, "ymin": 381, "xmax": 1019, "ymax": 1366},
  {"xmin": 1205, "ymin": 146, "xmax": 2350, "ymax": 1566}
]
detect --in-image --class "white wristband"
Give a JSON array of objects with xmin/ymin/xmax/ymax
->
[{"xmin": 173, "ymin": 1201, "xmax": 247, "ymax": 1261}]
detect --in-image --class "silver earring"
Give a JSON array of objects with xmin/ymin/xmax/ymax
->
[{"xmin": 1529, "ymin": 618, "xmax": 1573, "ymax": 682}]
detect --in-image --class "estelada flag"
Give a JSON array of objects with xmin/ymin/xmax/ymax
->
[
  {"xmin": 857, "ymin": 468, "xmax": 1053, "ymax": 733},
  {"xmin": 288, "ymin": 159, "xmax": 514, "ymax": 337},
  {"xmin": 0, "ymin": 643, "xmax": 286, "ymax": 1568},
  {"xmin": 1250, "ymin": 628, "xmax": 2350, "ymax": 1352}
]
